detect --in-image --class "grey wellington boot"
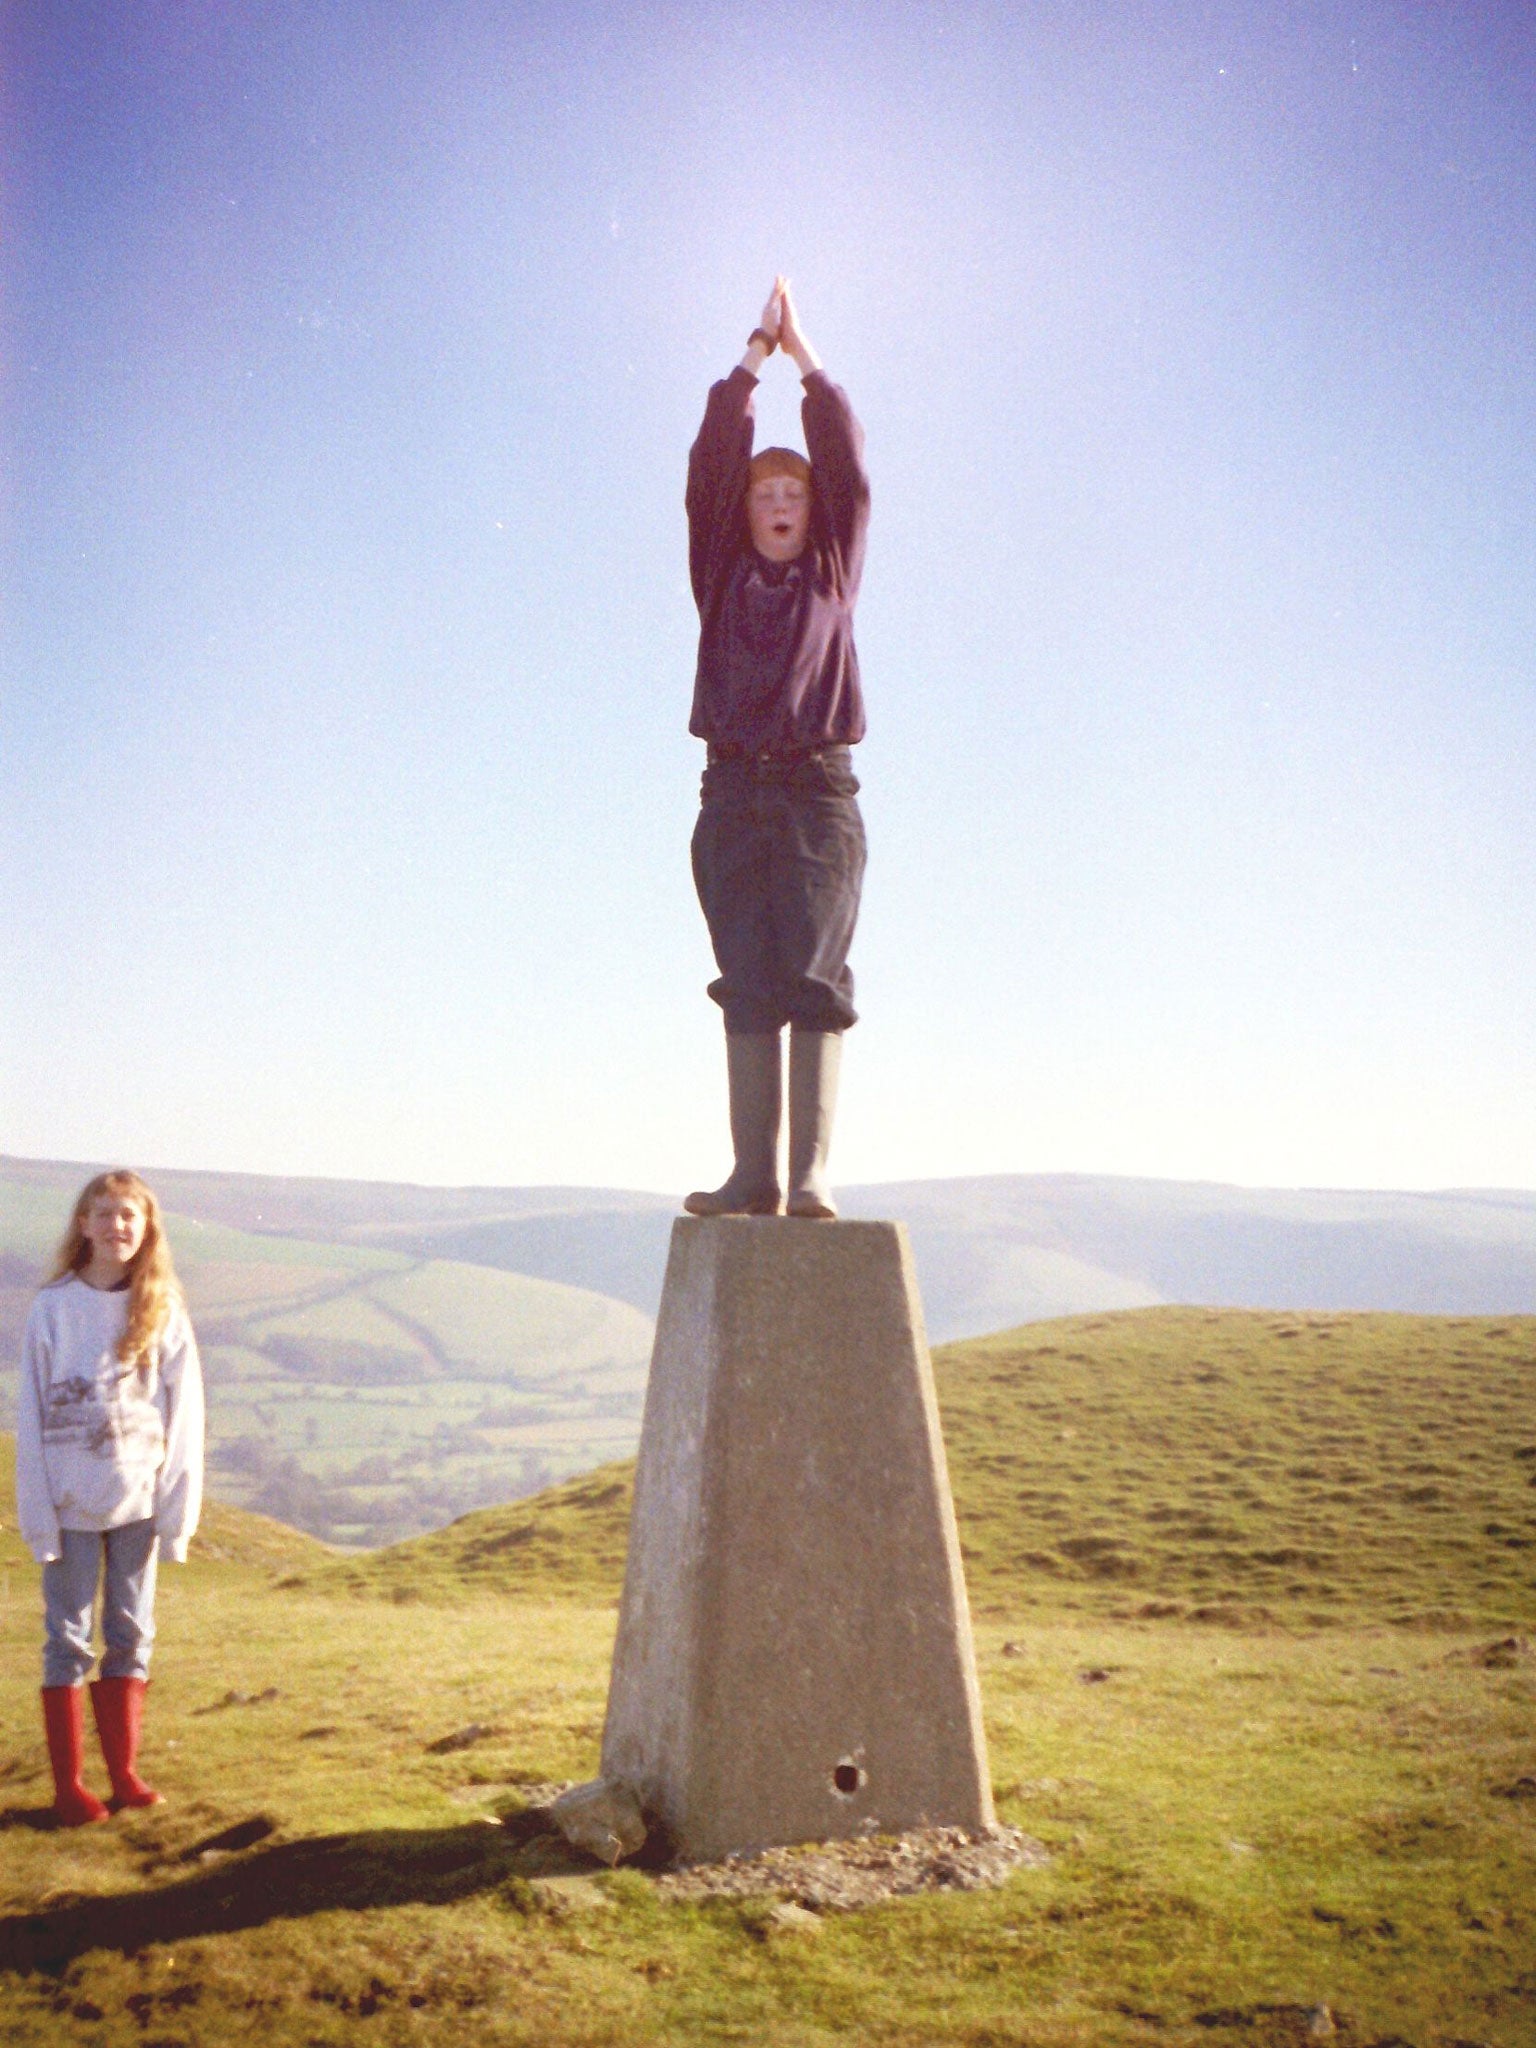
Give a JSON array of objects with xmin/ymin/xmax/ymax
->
[
  {"xmin": 785, "ymin": 1028, "xmax": 842, "ymax": 1219},
  {"xmin": 684, "ymin": 1032, "xmax": 784, "ymax": 1215}
]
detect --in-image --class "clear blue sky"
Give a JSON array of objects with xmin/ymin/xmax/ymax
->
[{"xmin": 3, "ymin": 0, "xmax": 1532, "ymax": 1194}]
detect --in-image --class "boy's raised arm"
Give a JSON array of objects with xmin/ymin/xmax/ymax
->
[
  {"xmin": 776, "ymin": 280, "xmax": 823, "ymax": 379},
  {"xmin": 738, "ymin": 276, "xmax": 784, "ymax": 376},
  {"xmin": 782, "ymin": 281, "xmax": 867, "ymax": 596},
  {"xmin": 687, "ymin": 281, "xmax": 783, "ymax": 612}
]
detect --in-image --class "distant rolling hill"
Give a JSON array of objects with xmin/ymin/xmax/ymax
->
[
  {"xmin": 0, "ymin": 1156, "xmax": 674, "ymax": 1243},
  {"xmin": 6, "ymin": 1154, "xmax": 1533, "ymax": 1549},
  {"xmin": 6, "ymin": 1154, "xmax": 1530, "ymax": 1345},
  {"xmin": 838, "ymin": 1175, "xmax": 1536, "ymax": 1337}
]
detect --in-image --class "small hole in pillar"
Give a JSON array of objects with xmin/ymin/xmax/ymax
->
[{"xmin": 832, "ymin": 1761, "xmax": 864, "ymax": 1797}]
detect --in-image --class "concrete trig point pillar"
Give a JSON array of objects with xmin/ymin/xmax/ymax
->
[{"xmin": 601, "ymin": 1217, "xmax": 994, "ymax": 1863}]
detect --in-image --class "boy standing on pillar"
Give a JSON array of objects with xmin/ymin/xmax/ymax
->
[{"xmin": 685, "ymin": 278, "xmax": 870, "ymax": 1221}]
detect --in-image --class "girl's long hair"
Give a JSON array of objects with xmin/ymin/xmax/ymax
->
[{"xmin": 48, "ymin": 1170, "xmax": 181, "ymax": 1375}]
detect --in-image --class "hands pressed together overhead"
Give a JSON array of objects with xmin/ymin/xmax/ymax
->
[{"xmin": 742, "ymin": 275, "xmax": 822, "ymax": 379}]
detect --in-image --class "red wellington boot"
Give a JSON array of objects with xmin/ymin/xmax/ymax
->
[
  {"xmin": 90, "ymin": 1676, "xmax": 165, "ymax": 1810},
  {"xmin": 41, "ymin": 1686, "xmax": 110, "ymax": 1826}
]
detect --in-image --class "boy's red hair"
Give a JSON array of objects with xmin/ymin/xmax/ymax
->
[{"xmin": 748, "ymin": 446, "xmax": 812, "ymax": 486}]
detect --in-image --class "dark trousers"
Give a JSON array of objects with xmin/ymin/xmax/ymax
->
[{"xmin": 691, "ymin": 748, "xmax": 866, "ymax": 1035}]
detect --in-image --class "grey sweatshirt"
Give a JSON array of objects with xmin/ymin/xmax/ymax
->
[{"xmin": 14, "ymin": 1277, "xmax": 205, "ymax": 1564}]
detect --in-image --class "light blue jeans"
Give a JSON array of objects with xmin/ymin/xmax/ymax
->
[{"xmin": 42, "ymin": 1521, "xmax": 159, "ymax": 1689}]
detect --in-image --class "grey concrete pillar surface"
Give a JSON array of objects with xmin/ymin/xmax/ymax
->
[{"xmin": 601, "ymin": 1217, "xmax": 993, "ymax": 1863}]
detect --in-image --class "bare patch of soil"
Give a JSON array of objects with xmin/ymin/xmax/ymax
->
[{"xmin": 652, "ymin": 1823, "xmax": 1047, "ymax": 1911}]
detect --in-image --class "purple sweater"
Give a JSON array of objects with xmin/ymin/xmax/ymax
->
[{"xmin": 687, "ymin": 366, "xmax": 870, "ymax": 751}]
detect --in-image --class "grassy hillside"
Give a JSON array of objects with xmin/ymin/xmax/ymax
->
[
  {"xmin": 0, "ymin": 1310, "xmax": 1533, "ymax": 2046},
  {"xmin": 286, "ymin": 1461, "xmax": 637, "ymax": 1602},
  {"xmin": 297, "ymin": 1308, "xmax": 1536, "ymax": 1630},
  {"xmin": 939, "ymin": 1307, "xmax": 1536, "ymax": 1627}
]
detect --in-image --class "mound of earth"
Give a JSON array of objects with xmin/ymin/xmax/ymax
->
[
  {"xmin": 508, "ymin": 1786, "xmax": 1045, "ymax": 1910},
  {"xmin": 652, "ymin": 1823, "xmax": 1048, "ymax": 1911}
]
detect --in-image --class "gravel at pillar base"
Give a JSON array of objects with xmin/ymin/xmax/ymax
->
[{"xmin": 601, "ymin": 1217, "xmax": 994, "ymax": 1865}]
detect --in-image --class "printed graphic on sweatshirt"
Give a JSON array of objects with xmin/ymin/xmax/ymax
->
[{"xmin": 42, "ymin": 1363, "xmax": 163, "ymax": 1465}]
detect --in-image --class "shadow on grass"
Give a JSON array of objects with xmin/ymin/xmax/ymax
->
[
  {"xmin": 0, "ymin": 1804, "xmax": 59, "ymax": 1834},
  {"xmin": 0, "ymin": 1814, "xmax": 592, "ymax": 1975}
]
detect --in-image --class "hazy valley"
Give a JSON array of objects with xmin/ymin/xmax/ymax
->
[{"xmin": 4, "ymin": 1153, "xmax": 1532, "ymax": 1546}]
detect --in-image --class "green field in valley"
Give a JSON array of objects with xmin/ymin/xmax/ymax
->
[
  {"xmin": 1, "ymin": 1307, "xmax": 1532, "ymax": 2046},
  {"xmin": 0, "ymin": 1170, "xmax": 654, "ymax": 1547}
]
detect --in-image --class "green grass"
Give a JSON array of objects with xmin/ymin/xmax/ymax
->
[
  {"xmin": 938, "ymin": 1308, "xmax": 1536, "ymax": 1628},
  {"xmin": 1, "ymin": 1309, "xmax": 1533, "ymax": 2046}
]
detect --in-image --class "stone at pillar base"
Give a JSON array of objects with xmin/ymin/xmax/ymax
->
[{"xmin": 600, "ymin": 1217, "xmax": 994, "ymax": 1864}]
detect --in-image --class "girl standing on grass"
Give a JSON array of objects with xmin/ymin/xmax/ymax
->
[{"xmin": 15, "ymin": 1170, "xmax": 204, "ymax": 1826}]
